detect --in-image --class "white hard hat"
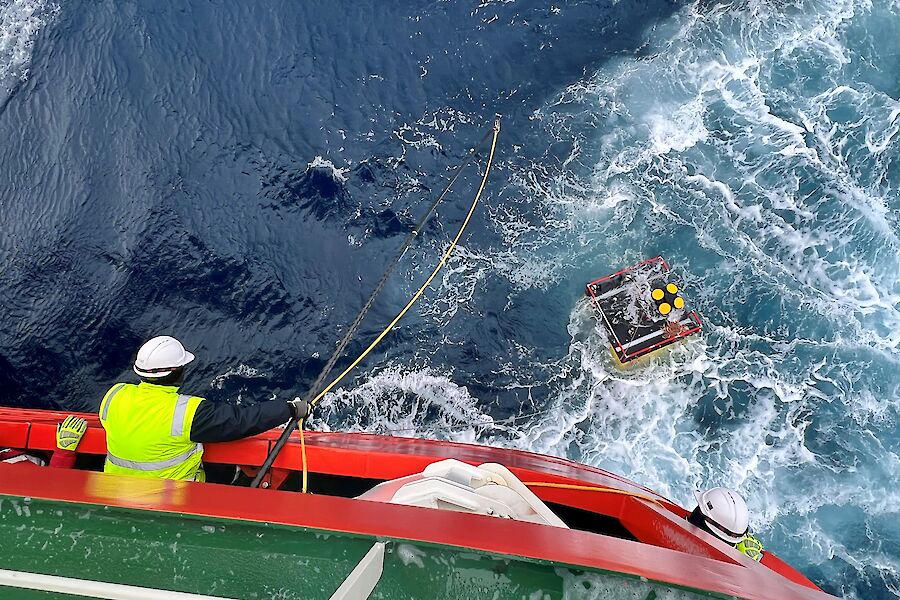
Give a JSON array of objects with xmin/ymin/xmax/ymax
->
[
  {"xmin": 133, "ymin": 336, "xmax": 195, "ymax": 378},
  {"xmin": 693, "ymin": 487, "xmax": 750, "ymax": 544}
]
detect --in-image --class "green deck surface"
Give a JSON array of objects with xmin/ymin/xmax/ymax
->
[{"xmin": 0, "ymin": 495, "xmax": 727, "ymax": 599}]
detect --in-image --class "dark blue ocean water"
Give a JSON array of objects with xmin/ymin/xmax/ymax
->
[{"xmin": 2, "ymin": 0, "xmax": 899, "ymax": 597}]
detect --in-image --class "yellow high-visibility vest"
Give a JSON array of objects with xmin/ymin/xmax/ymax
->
[{"xmin": 99, "ymin": 381, "xmax": 205, "ymax": 482}]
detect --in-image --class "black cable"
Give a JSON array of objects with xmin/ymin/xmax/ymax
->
[{"xmin": 250, "ymin": 126, "xmax": 496, "ymax": 488}]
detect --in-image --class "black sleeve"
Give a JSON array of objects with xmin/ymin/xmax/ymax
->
[{"xmin": 189, "ymin": 399, "xmax": 293, "ymax": 443}]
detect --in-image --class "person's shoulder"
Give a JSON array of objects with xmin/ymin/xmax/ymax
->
[{"xmin": 103, "ymin": 382, "xmax": 133, "ymax": 396}]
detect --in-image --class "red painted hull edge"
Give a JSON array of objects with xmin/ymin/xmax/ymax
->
[
  {"xmin": 0, "ymin": 408, "xmax": 829, "ymax": 598},
  {"xmin": 0, "ymin": 464, "xmax": 832, "ymax": 600}
]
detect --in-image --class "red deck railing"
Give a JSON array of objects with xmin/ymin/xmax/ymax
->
[{"xmin": 0, "ymin": 407, "xmax": 829, "ymax": 598}]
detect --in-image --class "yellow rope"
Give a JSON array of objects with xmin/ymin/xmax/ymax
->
[
  {"xmin": 300, "ymin": 121, "xmax": 501, "ymax": 493},
  {"xmin": 300, "ymin": 418, "xmax": 307, "ymax": 493},
  {"xmin": 522, "ymin": 481, "xmax": 664, "ymax": 507},
  {"xmin": 309, "ymin": 123, "xmax": 500, "ymax": 409}
]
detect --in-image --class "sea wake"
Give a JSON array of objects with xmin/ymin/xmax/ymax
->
[{"xmin": 317, "ymin": 1, "xmax": 900, "ymax": 597}]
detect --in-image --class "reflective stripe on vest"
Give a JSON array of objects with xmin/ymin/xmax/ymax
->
[
  {"xmin": 170, "ymin": 394, "xmax": 191, "ymax": 436},
  {"xmin": 100, "ymin": 383, "xmax": 205, "ymax": 482},
  {"xmin": 106, "ymin": 444, "xmax": 203, "ymax": 472},
  {"xmin": 100, "ymin": 383, "xmax": 126, "ymax": 420},
  {"xmin": 103, "ymin": 387, "xmax": 192, "ymax": 437}
]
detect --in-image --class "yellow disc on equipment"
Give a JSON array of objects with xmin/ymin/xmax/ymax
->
[
  {"xmin": 666, "ymin": 283, "xmax": 678, "ymax": 294},
  {"xmin": 659, "ymin": 302, "xmax": 672, "ymax": 315},
  {"xmin": 651, "ymin": 288, "xmax": 665, "ymax": 301},
  {"xmin": 673, "ymin": 296, "xmax": 685, "ymax": 309}
]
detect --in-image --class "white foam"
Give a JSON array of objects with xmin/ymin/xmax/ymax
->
[
  {"xmin": 648, "ymin": 98, "xmax": 709, "ymax": 155},
  {"xmin": 412, "ymin": 244, "xmax": 492, "ymax": 322},
  {"xmin": 0, "ymin": 0, "xmax": 56, "ymax": 93},
  {"xmin": 321, "ymin": 1, "xmax": 900, "ymax": 593},
  {"xmin": 415, "ymin": 107, "xmax": 475, "ymax": 132},
  {"xmin": 394, "ymin": 123, "xmax": 442, "ymax": 152},
  {"xmin": 210, "ymin": 364, "xmax": 265, "ymax": 390},
  {"xmin": 306, "ymin": 156, "xmax": 348, "ymax": 183},
  {"xmin": 313, "ymin": 366, "xmax": 495, "ymax": 444}
]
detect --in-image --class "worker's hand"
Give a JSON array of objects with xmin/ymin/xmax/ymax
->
[
  {"xmin": 735, "ymin": 534, "xmax": 764, "ymax": 562},
  {"xmin": 288, "ymin": 398, "xmax": 311, "ymax": 421},
  {"xmin": 56, "ymin": 415, "xmax": 88, "ymax": 451}
]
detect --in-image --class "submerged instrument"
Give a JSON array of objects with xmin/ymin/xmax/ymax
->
[{"xmin": 586, "ymin": 257, "xmax": 702, "ymax": 364}]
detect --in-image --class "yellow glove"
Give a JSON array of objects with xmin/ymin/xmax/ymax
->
[
  {"xmin": 735, "ymin": 534, "xmax": 764, "ymax": 562},
  {"xmin": 56, "ymin": 415, "xmax": 87, "ymax": 451}
]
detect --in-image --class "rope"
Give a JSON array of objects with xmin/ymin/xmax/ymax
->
[
  {"xmin": 300, "ymin": 420, "xmax": 307, "ymax": 493},
  {"xmin": 309, "ymin": 122, "xmax": 501, "ymax": 408},
  {"xmin": 522, "ymin": 481, "xmax": 663, "ymax": 507},
  {"xmin": 303, "ymin": 127, "xmax": 497, "ymax": 405},
  {"xmin": 249, "ymin": 120, "xmax": 500, "ymax": 490},
  {"xmin": 301, "ymin": 120, "xmax": 501, "ymax": 493}
]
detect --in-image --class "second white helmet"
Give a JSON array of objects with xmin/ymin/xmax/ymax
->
[
  {"xmin": 693, "ymin": 487, "xmax": 750, "ymax": 544},
  {"xmin": 133, "ymin": 336, "xmax": 195, "ymax": 378}
]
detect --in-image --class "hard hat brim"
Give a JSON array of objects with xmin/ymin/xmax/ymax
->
[
  {"xmin": 706, "ymin": 521, "xmax": 745, "ymax": 544},
  {"xmin": 132, "ymin": 350, "xmax": 195, "ymax": 378}
]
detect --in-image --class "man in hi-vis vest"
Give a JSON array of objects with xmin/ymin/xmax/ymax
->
[{"xmin": 99, "ymin": 335, "xmax": 310, "ymax": 482}]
